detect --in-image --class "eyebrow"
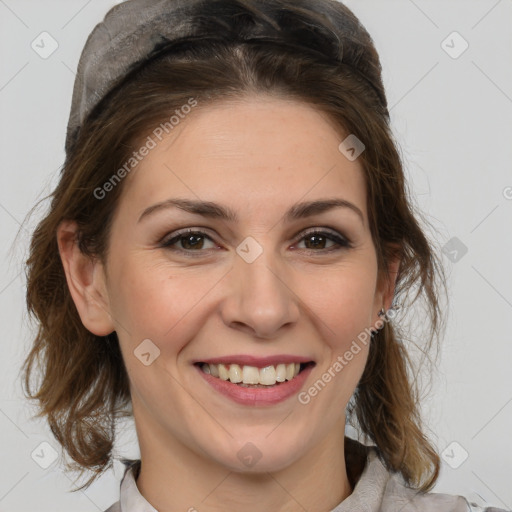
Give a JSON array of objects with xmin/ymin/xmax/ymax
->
[{"xmin": 138, "ymin": 197, "xmax": 364, "ymax": 224}]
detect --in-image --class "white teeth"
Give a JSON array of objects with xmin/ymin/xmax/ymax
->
[
  {"xmin": 218, "ymin": 363, "xmax": 229, "ymax": 381},
  {"xmin": 229, "ymin": 364, "xmax": 242, "ymax": 383},
  {"xmin": 201, "ymin": 362, "xmax": 304, "ymax": 386},
  {"xmin": 285, "ymin": 363, "xmax": 295, "ymax": 381},
  {"xmin": 242, "ymin": 365, "xmax": 260, "ymax": 384},
  {"xmin": 259, "ymin": 365, "xmax": 277, "ymax": 385},
  {"xmin": 275, "ymin": 364, "xmax": 287, "ymax": 382}
]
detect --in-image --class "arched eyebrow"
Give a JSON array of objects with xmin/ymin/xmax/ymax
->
[{"xmin": 138, "ymin": 198, "xmax": 364, "ymax": 224}]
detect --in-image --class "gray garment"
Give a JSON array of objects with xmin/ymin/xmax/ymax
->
[{"xmin": 103, "ymin": 442, "xmax": 509, "ymax": 512}]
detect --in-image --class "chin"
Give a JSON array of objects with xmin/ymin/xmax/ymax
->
[{"xmin": 202, "ymin": 432, "xmax": 308, "ymax": 474}]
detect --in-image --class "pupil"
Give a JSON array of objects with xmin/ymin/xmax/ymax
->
[
  {"xmin": 307, "ymin": 235, "xmax": 325, "ymax": 249},
  {"xmin": 183, "ymin": 235, "xmax": 203, "ymax": 249}
]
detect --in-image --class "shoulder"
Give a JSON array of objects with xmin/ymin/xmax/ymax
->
[
  {"xmin": 382, "ymin": 471, "xmax": 509, "ymax": 512},
  {"xmin": 344, "ymin": 438, "xmax": 509, "ymax": 512},
  {"xmin": 103, "ymin": 501, "xmax": 121, "ymax": 512}
]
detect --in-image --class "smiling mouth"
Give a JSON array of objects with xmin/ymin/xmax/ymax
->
[{"xmin": 195, "ymin": 362, "xmax": 315, "ymax": 387}]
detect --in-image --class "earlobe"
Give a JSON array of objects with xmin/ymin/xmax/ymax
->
[
  {"xmin": 57, "ymin": 220, "xmax": 116, "ymax": 336},
  {"xmin": 382, "ymin": 255, "xmax": 401, "ymax": 311},
  {"xmin": 375, "ymin": 250, "xmax": 401, "ymax": 316}
]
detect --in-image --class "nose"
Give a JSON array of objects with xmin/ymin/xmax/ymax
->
[{"xmin": 219, "ymin": 246, "xmax": 300, "ymax": 340}]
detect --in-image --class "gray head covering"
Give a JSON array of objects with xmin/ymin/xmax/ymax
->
[{"xmin": 65, "ymin": 0, "xmax": 387, "ymax": 154}]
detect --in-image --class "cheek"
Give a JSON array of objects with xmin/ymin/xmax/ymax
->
[
  {"xmin": 108, "ymin": 259, "xmax": 172, "ymax": 336},
  {"xmin": 107, "ymin": 256, "xmax": 225, "ymax": 348},
  {"xmin": 108, "ymin": 260, "xmax": 209, "ymax": 395},
  {"xmin": 300, "ymin": 260, "xmax": 378, "ymax": 341}
]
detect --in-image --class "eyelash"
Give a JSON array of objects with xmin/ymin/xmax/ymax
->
[{"xmin": 158, "ymin": 228, "xmax": 352, "ymax": 256}]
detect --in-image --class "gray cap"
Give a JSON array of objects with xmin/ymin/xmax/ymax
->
[
  {"xmin": 65, "ymin": 0, "xmax": 386, "ymax": 154},
  {"xmin": 66, "ymin": 0, "xmax": 196, "ymax": 153}
]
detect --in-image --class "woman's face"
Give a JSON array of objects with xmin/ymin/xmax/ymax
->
[{"xmin": 95, "ymin": 96, "xmax": 394, "ymax": 472}]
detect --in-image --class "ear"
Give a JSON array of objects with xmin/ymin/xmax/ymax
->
[
  {"xmin": 57, "ymin": 220, "xmax": 116, "ymax": 336},
  {"xmin": 374, "ymin": 245, "xmax": 401, "ymax": 317}
]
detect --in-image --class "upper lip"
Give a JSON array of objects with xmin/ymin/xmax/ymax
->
[{"xmin": 195, "ymin": 355, "xmax": 315, "ymax": 368}]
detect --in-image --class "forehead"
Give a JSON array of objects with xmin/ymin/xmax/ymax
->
[{"xmin": 118, "ymin": 96, "xmax": 367, "ymax": 221}]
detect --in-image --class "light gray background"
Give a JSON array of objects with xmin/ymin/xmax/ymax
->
[{"xmin": 1, "ymin": 0, "xmax": 511, "ymax": 510}]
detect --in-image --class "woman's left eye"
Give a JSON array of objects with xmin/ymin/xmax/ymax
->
[
  {"xmin": 159, "ymin": 228, "xmax": 351, "ymax": 254},
  {"xmin": 293, "ymin": 229, "xmax": 351, "ymax": 252}
]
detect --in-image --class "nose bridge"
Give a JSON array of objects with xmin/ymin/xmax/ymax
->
[
  {"xmin": 239, "ymin": 246, "xmax": 283, "ymax": 299},
  {"xmin": 222, "ymin": 237, "xmax": 300, "ymax": 338}
]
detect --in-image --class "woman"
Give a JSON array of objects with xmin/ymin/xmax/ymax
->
[{"xmin": 21, "ymin": 0, "xmax": 509, "ymax": 511}]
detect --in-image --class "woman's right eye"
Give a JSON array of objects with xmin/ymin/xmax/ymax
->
[{"xmin": 160, "ymin": 229, "xmax": 217, "ymax": 253}]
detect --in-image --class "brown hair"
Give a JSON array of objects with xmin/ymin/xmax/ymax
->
[{"xmin": 21, "ymin": 0, "xmax": 446, "ymax": 492}]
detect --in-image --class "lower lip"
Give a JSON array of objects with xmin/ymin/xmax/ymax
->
[{"xmin": 196, "ymin": 364, "xmax": 314, "ymax": 406}]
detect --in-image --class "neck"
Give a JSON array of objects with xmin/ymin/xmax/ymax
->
[{"xmin": 135, "ymin": 418, "xmax": 354, "ymax": 512}]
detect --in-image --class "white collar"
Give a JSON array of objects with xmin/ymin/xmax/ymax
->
[
  {"xmin": 113, "ymin": 444, "xmax": 491, "ymax": 512},
  {"xmin": 119, "ymin": 459, "xmax": 156, "ymax": 512}
]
